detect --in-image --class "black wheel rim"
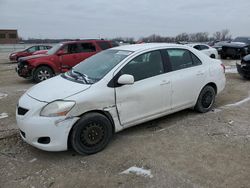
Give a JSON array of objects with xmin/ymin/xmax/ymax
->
[
  {"xmin": 201, "ymin": 91, "xmax": 213, "ymax": 109},
  {"xmin": 80, "ymin": 122, "xmax": 105, "ymax": 147}
]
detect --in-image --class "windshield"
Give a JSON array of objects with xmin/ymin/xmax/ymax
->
[
  {"xmin": 47, "ymin": 43, "xmax": 63, "ymax": 55},
  {"xmin": 64, "ymin": 49, "xmax": 132, "ymax": 84},
  {"xmin": 232, "ymin": 37, "xmax": 250, "ymax": 44}
]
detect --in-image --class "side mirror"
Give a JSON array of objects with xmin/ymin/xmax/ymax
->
[
  {"xmin": 57, "ymin": 50, "xmax": 66, "ymax": 56},
  {"xmin": 117, "ymin": 74, "xmax": 134, "ymax": 85}
]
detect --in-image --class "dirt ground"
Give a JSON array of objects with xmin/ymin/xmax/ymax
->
[{"xmin": 0, "ymin": 52, "xmax": 250, "ymax": 188}]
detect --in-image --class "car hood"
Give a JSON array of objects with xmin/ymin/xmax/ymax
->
[
  {"xmin": 19, "ymin": 54, "xmax": 49, "ymax": 61},
  {"xmin": 222, "ymin": 42, "xmax": 248, "ymax": 48},
  {"xmin": 26, "ymin": 75, "xmax": 91, "ymax": 103},
  {"xmin": 10, "ymin": 50, "xmax": 23, "ymax": 55}
]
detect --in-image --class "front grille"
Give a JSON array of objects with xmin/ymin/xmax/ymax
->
[
  {"xmin": 17, "ymin": 107, "xmax": 29, "ymax": 115},
  {"xmin": 17, "ymin": 60, "xmax": 28, "ymax": 69}
]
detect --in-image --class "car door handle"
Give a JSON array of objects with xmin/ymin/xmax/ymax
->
[
  {"xmin": 161, "ymin": 80, "xmax": 170, "ymax": 85},
  {"xmin": 196, "ymin": 71, "xmax": 205, "ymax": 76}
]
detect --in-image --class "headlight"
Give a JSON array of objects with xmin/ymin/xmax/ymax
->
[
  {"xmin": 40, "ymin": 100, "xmax": 75, "ymax": 117},
  {"xmin": 11, "ymin": 53, "xmax": 16, "ymax": 57}
]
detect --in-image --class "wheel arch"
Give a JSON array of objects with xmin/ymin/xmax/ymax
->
[
  {"xmin": 67, "ymin": 110, "xmax": 115, "ymax": 149},
  {"xmin": 33, "ymin": 64, "xmax": 55, "ymax": 74},
  {"xmin": 205, "ymin": 82, "xmax": 217, "ymax": 94}
]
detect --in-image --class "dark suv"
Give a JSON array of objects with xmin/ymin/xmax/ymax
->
[
  {"xmin": 16, "ymin": 40, "xmax": 116, "ymax": 82},
  {"xmin": 221, "ymin": 37, "xmax": 250, "ymax": 59}
]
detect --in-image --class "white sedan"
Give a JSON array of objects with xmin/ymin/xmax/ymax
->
[
  {"xmin": 187, "ymin": 43, "xmax": 219, "ymax": 59},
  {"xmin": 16, "ymin": 43, "xmax": 226, "ymax": 155}
]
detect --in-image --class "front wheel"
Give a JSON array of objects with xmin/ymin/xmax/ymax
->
[
  {"xmin": 70, "ymin": 113, "xmax": 113, "ymax": 155},
  {"xmin": 195, "ymin": 86, "xmax": 216, "ymax": 113},
  {"xmin": 33, "ymin": 66, "xmax": 53, "ymax": 83}
]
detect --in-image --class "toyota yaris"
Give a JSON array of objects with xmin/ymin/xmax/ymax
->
[{"xmin": 16, "ymin": 43, "xmax": 226, "ymax": 155}]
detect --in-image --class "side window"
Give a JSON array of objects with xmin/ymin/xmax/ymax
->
[
  {"xmin": 68, "ymin": 44, "xmax": 80, "ymax": 53},
  {"xmin": 191, "ymin": 53, "xmax": 202, "ymax": 65},
  {"xmin": 120, "ymin": 51, "xmax": 164, "ymax": 82},
  {"xmin": 27, "ymin": 46, "xmax": 37, "ymax": 53},
  {"xmin": 97, "ymin": 41, "xmax": 111, "ymax": 50},
  {"xmin": 166, "ymin": 49, "xmax": 194, "ymax": 71},
  {"xmin": 80, "ymin": 43, "xmax": 96, "ymax": 52},
  {"xmin": 61, "ymin": 44, "xmax": 80, "ymax": 54},
  {"xmin": 200, "ymin": 45, "xmax": 209, "ymax": 50},
  {"xmin": 39, "ymin": 46, "xmax": 46, "ymax": 50},
  {"xmin": 194, "ymin": 45, "xmax": 200, "ymax": 50}
]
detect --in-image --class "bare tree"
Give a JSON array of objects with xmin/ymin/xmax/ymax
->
[
  {"xmin": 213, "ymin": 29, "xmax": 231, "ymax": 41},
  {"xmin": 175, "ymin": 33, "xmax": 189, "ymax": 42}
]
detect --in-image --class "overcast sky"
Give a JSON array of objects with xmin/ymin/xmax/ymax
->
[{"xmin": 1, "ymin": 0, "xmax": 250, "ymax": 39}]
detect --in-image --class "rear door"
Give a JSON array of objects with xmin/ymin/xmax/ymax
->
[
  {"xmin": 163, "ymin": 49, "xmax": 206, "ymax": 109},
  {"xmin": 115, "ymin": 50, "xmax": 172, "ymax": 127}
]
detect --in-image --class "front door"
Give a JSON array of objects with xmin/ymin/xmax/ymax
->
[
  {"xmin": 59, "ymin": 43, "xmax": 82, "ymax": 70},
  {"xmin": 115, "ymin": 50, "xmax": 171, "ymax": 127}
]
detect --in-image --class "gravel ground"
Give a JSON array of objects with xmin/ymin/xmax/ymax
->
[{"xmin": 0, "ymin": 52, "xmax": 250, "ymax": 188}]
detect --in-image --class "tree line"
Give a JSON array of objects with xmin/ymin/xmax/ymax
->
[{"xmin": 112, "ymin": 29, "xmax": 232, "ymax": 44}]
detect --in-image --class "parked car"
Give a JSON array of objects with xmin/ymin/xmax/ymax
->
[
  {"xmin": 212, "ymin": 41, "xmax": 230, "ymax": 55},
  {"xmin": 236, "ymin": 54, "xmax": 250, "ymax": 79},
  {"xmin": 221, "ymin": 37, "xmax": 250, "ymax": 59},
  {"xmin": 16, "ymin": 39, "xmax": 114, "ymax": 82},
  {"xmin": 32, "ymin": 50, "xmax": 48, "ymax": 55},
  {"xmin": 9, "ymin": 45, "xmax": 52, "ymax": 61},
  {"xmin": 187, "ymin": 43, "xmax": 219, "ymax": 59},
  {"xmin": 16, "ymin": 43, "xmax": 226, "ymax": 155}
]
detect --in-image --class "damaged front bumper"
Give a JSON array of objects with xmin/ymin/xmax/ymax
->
[{"xmin": 236, "ymin": 63, "xmax": 250, "ymax": 78}]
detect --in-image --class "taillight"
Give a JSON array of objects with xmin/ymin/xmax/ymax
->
[{"xmin": 221, "ymin": 64, "xmax": 225, "ymax": 73}]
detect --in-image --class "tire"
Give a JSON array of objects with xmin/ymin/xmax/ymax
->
[
  {"xmin": 33, "ymin": 66, "xmax": 53, "ymax": 83},
  {"xmin": 70, "ymin": 113, "xmax": 113, "ymax": 155},
  {"xmin": 195, "ymin": 86, "xmax": 216, "ymax": 113},
  {"xmin": 210, "ymin": 54, "xmax": 216, "ymax": 59}
]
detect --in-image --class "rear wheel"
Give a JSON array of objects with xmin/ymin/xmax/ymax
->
[
  {"xmin": 210, "ymin": 54, "xmax": 216, "ymax": 59},
  {"xmin": 195, "ymin": 86, "xmax": 216, "ymax": 113},
  {"xmin": 70, "ymin": 113, "xmax": 113, "ymax": 155},
  {"xmin": 33, "ymin": 66, "xmax": 53, "ymax": 83}
]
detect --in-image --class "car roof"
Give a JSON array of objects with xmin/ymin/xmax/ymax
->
[
  {"xmin": 62, "ymin": 39, "xmax": 110, "ymax": 45},
  {"xmin": 186, "ymin": 43, "xmax": 208, "ymax": 47},
  {"xmin": 112, "ymin": 43, "xmax": 187, "ymax": 52}
]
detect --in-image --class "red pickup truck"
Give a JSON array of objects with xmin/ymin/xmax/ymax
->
[{"xmin": 16, "ymin": 40, "xmax": 116, "ymax": 82}]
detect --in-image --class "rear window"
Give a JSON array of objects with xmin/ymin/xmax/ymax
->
[
  {"xmin": 97, "ymin": 41, "xmax": 111, "ymax": 50},
  {"xmin": 80, "ymin": 43, "xmax": 96, "ymax": 52},
  {"xmin": 164, "ymin": 49, "xmax": 202, "ymax": 71}
]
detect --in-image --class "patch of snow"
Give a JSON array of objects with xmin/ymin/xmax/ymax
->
[
  {"xmin": 16, "ymin": 89, "xmax": 27, "ymax": 92},
  {"xmin": 0, "ymin": 113, "xmax": 8, "ymax": 119},
  {"xmin": 29, "ymin": 158, "xmax": 37, "ymax": 163},
  {"xmin": 0, "ymin": 92, "xmax": 8, "ymax": 99},
  {"xmin": 120, "ymin": 166, "xmax": 153, "ymax": 178},
  {"xmin": 225, "ymin": 67, "xmax": 237, "ymax": 74},
  {"xmin": 224, "ymin": 97, "xmax": 250, "ymax": 107},
  {"xmin": 155, "ymin": 128, "xmax": 166, "ymax": 133},
  {"xmin": 211, "ymin": 108, "xmax": 222, "ymax": 113}
]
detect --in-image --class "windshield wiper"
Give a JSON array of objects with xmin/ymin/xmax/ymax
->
[{"xmin": 71, "ymin": 69, "xmax": 91, "ymax": 84}]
